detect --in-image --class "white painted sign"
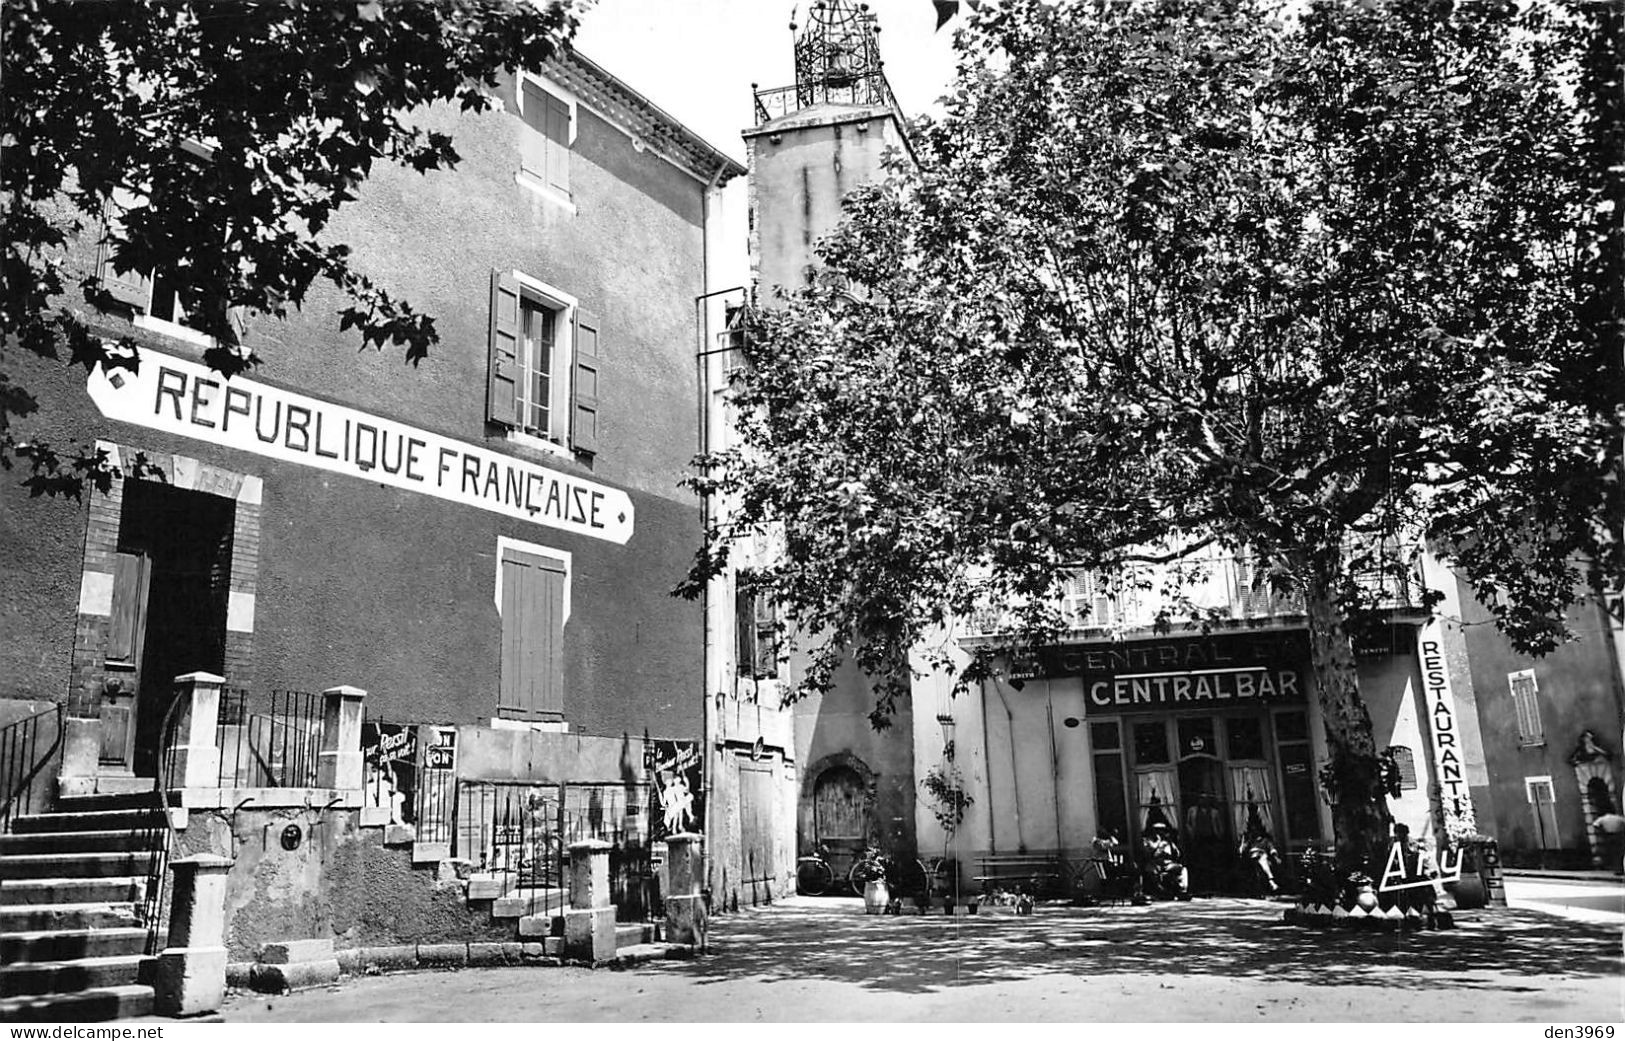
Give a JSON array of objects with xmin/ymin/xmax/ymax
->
[
  {"xmin": 87, "ymin": 350, "xmax": 634, "ymax": 544},
  {"xmin": 1417, "ymin": 621, "xmax": 1477, "ymax": 841}
]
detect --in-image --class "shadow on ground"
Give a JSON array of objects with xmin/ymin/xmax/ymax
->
[{"xmin": 671, "ymin": 899, "xmax": 1623, "ymax": 997}]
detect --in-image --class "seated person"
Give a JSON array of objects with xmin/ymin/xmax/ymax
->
[
  {"xmin": 1238, "ymin": 824, "xmax": 1281, "ymax": 895},
  {"xmin": 1139, "ymin": 821, "xmax": 1191, "ymax": 900}
]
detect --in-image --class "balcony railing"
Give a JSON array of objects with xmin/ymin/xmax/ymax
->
[
  {"xmin": 966, "ymin": 546, "xmax": 1424, "ymax": 639},
  {"xmin": 753, "ymin": 69, "xmax": 897, "ymax": 124}
]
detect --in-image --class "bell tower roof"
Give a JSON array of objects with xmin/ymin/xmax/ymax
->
[{"xmin": 752, "ymin": 1, "xmax": 899, "ymax": 125}]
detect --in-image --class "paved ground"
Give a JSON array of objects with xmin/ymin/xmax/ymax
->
[
  {"xmin": 211, "ymin": 888, "xmax": 1624, "ymax": 1023},
  {"xmin": 1505, "ymin": 876, "xmax": 1625, "ymax": 925}
]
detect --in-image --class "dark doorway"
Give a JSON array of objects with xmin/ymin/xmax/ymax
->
[{"xmin": 116, "ymin": 479, "xmax": 235, "ymax": 777}]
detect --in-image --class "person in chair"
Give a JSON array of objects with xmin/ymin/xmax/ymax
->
[{"xmin": 1139, "ymin": 821, "xmax": 1192, "ymax": 900}]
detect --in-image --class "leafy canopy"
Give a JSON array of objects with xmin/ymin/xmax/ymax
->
[
  {"xmin": 682, "ymin": 0, "xmax": 1620, "ymax": 725},
  {"xmin": 2, "ymin": 0, "xmax": 580, "ymax": 494}
]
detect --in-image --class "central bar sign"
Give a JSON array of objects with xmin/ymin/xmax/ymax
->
[{"xmin": 87, "ymin": 350, "xmax": 634, "ymax": 544}]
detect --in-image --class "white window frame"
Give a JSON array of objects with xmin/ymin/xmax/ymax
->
[
  {"xmin": 505, "ymin": 270, "xmax": 577, "ymax": 459},
  {"xmin": 513, "ymin": 69, "xmax": 578, "ymax": 213},
  {"xmin": 492, "ymin": 535, "xmax": 572, "ymax": 732}
]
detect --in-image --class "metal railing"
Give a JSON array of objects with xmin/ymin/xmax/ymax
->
[
  {"xmin": 753, "ymin": 69, "xmax": 896, "ymax": 124},
  {"xmin": 0, "ymin": 704, "xmax": 65, "ymax": 832},
  {"xmin": 140, "ymin": 682, "xmax": 189, "ymax": 955},
  {"xmin": 457, "ymin": 780, "xmax": 662, "ymax": 924},
  {"xmin": 0, "ymin": 701, "xmax": 65, "ymax": 831},
  {"xmin": 217, "ymin": 688, "xmax": 322, "ymax": 788},
  {"xmin": 967, "ymin": 544, "xmax": 1424, "ymax": 638}
]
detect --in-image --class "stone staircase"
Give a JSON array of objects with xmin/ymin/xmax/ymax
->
[
  {"xmin": 0, "ymin": 792, "xmax": 165, "ymax": 1021},
  {"xmin": 466, "ymin": 873, "xmax": 661, "ymax": 951}
]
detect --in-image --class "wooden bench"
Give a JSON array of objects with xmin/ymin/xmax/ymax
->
[{"xmin": 974, "ymin": 853, "xmax": 1066, "ymax": 897}]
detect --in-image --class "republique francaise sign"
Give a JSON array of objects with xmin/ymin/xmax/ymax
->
[{"xmin": 87, "ymin": 350, "xmax": 634, "ymax": 544}]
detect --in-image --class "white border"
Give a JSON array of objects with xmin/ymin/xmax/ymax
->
[{"xmin": 493, "ymin": 535, "xmax": 572, "ymax": 627}]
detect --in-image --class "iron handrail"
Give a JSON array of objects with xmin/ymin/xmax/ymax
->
[
  {"xmin": 0, "ymin": 703, "xmax": 66, "ymax": 832},
  {"xmin": 140, "ymin": 685, "xmax": 191, "ymax": 955}
]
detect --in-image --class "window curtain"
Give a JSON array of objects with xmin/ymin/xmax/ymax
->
[
  {"xmin": 1137, "ymin": 769, "xmax": 1177, "ymax": 832},
  {"xmin": 1229, "ymin": 764, "xmax": 1274, "ymax": 839}
]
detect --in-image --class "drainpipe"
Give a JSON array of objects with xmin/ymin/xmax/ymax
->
[{"xmin": 1046, "ymin": 687, "xmax": 1063, "ymax": 857}]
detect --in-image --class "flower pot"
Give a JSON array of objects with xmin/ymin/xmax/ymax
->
[{"xmin": 863, "ymin": 878, "xmax": 890, "ymax": 914}]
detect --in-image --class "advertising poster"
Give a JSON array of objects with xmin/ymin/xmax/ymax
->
[
  {"xmin": 647, "ymin": 738, "xmax": 704, "ymax": 839},
  {"xmin": 361, "ymin": 721, "xmax": 418, "ymax": 826}
]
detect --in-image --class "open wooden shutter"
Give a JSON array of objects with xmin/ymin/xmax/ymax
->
[
  {"xmin": 488, "ymin": 269, "xmax": 520, "ymax": 427},
  {"xmin": 572, "ymin": 308, "xmax": 601, "ymax": 454},
  {"xmin": 499, "ymin": 550, "xmax": 566, "ymax": 720},
  {"xmin": 753, "ymin": 592, "xmax": 778, "ymax": 678},
  {"xmin": 97, "ymin": 190, "xmax": 153, "ymax": 311},
  {"xmin": 735, "ymin": 582, "xmax": 754, "ymax": 678}
]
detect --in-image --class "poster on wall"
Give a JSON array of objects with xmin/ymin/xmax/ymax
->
[
  {"xmin": 361, "ymin": 722, "xmax": 418, "ymax": 826},
  {"xmin": 647, "ymin": 739, "xmax": 704, "ymax": 839}
]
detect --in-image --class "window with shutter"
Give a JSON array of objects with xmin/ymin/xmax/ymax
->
[
  {"xmin": 753, "ymin": 591, "xmax": 778, "ymax": 679},
  {"xmin": 489, "ymin": 270, "xmax": 583, "ymax": 449},
  {"xmin": 516, "ymin": 73, "xmax": 574, "ymax": 206},
  {"xmin": 498, "ymin": 547, "xmax": 567, "ymax": 721},
  {"xmin": 1509, "ymin": 669, "xmax": 1543, "ymax": 745}
]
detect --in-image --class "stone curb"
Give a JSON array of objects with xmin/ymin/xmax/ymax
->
[{"xmin": 227, "ymin": 936, "xmax": 689, "ymax": 989}]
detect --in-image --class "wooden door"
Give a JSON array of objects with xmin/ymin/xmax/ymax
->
[
  {"xmin": 738, "ymin": 762, "xmax": 776, "ymax": 900},
  {"xmin": 99, "ymin": 551, "xmax": 151, "ymax": 771},
  {"xmin": 813, "ymin": 766, "xmax": 868, "ymax": 879}
]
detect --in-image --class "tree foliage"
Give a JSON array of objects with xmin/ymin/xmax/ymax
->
[
  {"xmin": 683, "ymin": 0, "xmax": 1620, "ymax": 865},
  {"xmin": 2, "ymin": 0, "xmax": 580, "ymax": 494}
]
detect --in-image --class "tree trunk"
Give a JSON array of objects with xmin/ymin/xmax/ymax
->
[{"xmin": 1302, "ymin": 558, "xmax": 1390, "ymax": 878}]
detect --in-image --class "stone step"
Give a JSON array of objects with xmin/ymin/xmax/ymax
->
[
  {"xmin": 614, "ymin": 922, "xmax": 656, "ymax": 947},
  {"xmin": 0, "ymin": 830, "xmax": 151, "ymax": 856},
  {"xmin": 0, "ymin": 927, "xmax": 149, "ymax": 965},
  {"xmin": 0, "ymin": 853, "xmax": 149, "ymax": 880},
  {"xmin": 0, "ymin": 903, "xmax": 144, "ymax": 934},
  {"xmin": 0, "ymin": 983, "xmax": 154, "ymax": 1022},
  {"xmin": 0, "ymin": 878, "xmax": 144, "ymax": 906},
  {"xmin": 56, "ymin": 792, "xmax": 162, "ymax": 812},
  {"xmin": 90, "ymin": 776, "xmax": 157, "ymax": 796},
  {"xmin": 11, "ymin": 809, "xmax": 164, "ymax": 835},
  {"xmin": 492, "ymin": 887, "xmax": 566, "ymax": 919},
  {"xmin": 0, "ymin": 954, "xmax": 153, "ymax": 998}
]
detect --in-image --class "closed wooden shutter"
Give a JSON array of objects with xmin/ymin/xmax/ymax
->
[
  {"xmin": 543, "ymin": 91, "xmax": 571, "ymax": 194},
  {"xmin": 499, "ymin": 549, "xmax": 565, "ymax": 720},
  {"xmin": 97, "ymin": 191, "xmax": 153, "ymax": 311},
  {"xmin": 488, "ymin": 269, "xmax": 521, "ymax": 427},
  {"xmin": 572, "ymin": 309, "xmax": 601, "ymax": 454},
  {"xmin": 519, "ymin": 78, "xmax": 570, "ymax": 196}
]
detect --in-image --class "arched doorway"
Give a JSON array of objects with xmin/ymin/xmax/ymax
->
[{"xmin": 812, "ymin": 763, "xmax": 870, "ymax": 882}]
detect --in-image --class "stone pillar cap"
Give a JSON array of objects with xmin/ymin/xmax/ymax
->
[
  {"xmin": 175, "ymin": 672, "xmax": 225, "ymax": 685},
  {"xmin": 322, "ymin": 685, "xmax": 368, "ymax": 699},
  {"xmin": 568, "ymin": 839, "xmax": 613, "ymax": 853},
  {"xmin": 664, "ymin": 832, "xmax": 704, "ymax": 844},
  {"xmin": 171, "ymin": 853, "xmax": 234, "ymax": 870}
]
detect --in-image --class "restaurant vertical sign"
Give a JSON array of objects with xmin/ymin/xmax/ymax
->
[{"xmin": 1417, "ymin": 620, "xmax": 1477, "ymax": 843}]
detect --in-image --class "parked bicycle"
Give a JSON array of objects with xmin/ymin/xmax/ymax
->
[{"xmin": 795, "ymin": 844, "xmax": 838, "ymax": 896}]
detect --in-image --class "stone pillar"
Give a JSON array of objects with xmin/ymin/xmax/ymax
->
[
  {"xmin": 563, "ymin": 840, "xmax": 615, "ymax": 963},
  {"xmin": 154, "ymin": 854, "xmax": 234, "ymax": 1016},
  {"xmin": 664, "ymin": 832, "xmax": 706, "ymax": 948},
  {"xmin": 57, "ymin": 716, "xmax": 103, "ymax": 798},
  {"xmin": 316, "ymin": 686, "xmax": 366, "ymax": 790},
  {"xmin": 170, "ymin": 673, "xmax": 223, "ymax": 790}
]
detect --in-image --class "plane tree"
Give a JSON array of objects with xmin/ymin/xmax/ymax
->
[{"xmin": 682, "ymin": 0, "xmax": 1620, "ymax": 875}]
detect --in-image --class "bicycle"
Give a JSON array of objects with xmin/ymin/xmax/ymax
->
[
  {"xmin": 895, "ymin": 854, "xmax": 958, "ymax": 899},
  {"xmin": 795, "ymin": 844, "xmax": 837, "ymax": 896}
]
